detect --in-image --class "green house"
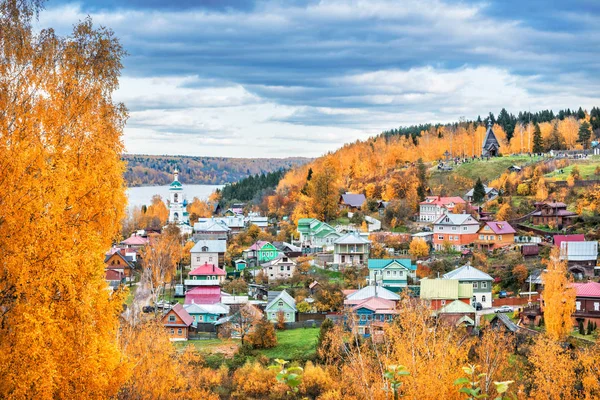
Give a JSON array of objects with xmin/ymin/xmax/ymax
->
[
  {"xmin": 243, "ymin": 241, "xmax": 279, "ymax": 264},
  {"xmin": 183, "ymin": 303, "xmax": 230, "ymax": 326},
  {"xmin": 367, "ymin": 259, "xmax": 417, "ymax": 288},
  {"xmin": 265, "ymin": 290, "xmax": 296, "ymax": 323},
  {"xmin": 235, "ymin": 259, "xmax": 247, "ymax": 271},
  {"xmin": 297, "ymin": 218, "xmax": 341, "ymax": 249}
]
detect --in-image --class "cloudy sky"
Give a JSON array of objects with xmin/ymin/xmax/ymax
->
[{"xmin": 39, "ymin": 0, "xmax": 600, "ymax": 158}]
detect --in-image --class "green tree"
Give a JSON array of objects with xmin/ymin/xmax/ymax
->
[
  {"xmin": 472, "ymin": 178, "xmax": 486, "ymax": 203},
  {"xmin": 578, "ymin": 121, "xmax": 592, "ymax": 149},
  {"xmin": 533, "ymin": 122, "xmax": 544, "ymax": 154},
  {"xmin": 416, "ymin": 158, "xmax": 428, "ymax": 200}
]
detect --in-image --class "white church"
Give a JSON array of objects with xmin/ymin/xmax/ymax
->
[{"xmin": 164, "ymin": 168, "xmax": 193, "ymax": 235}]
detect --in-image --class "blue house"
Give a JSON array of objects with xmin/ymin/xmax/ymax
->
[
  {"xmin": 183, "ymin": 303, "xmax": 230, "ymax": 326},
  {"xmin": 367, "ymin": 259, "xmax": 417, "ymax": 289}
]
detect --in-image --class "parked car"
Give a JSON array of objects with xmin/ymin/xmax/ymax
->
[
  {"xmin": 475, "ymin": 302, "xmax": 483, "ymax": 311},
  {"xmin": 142, "ymin": 305, "xmax": 155, "ymax": 313},
  {"xmin": 495, "ymin": 305, "xmax": 513, "ymax": 313}
]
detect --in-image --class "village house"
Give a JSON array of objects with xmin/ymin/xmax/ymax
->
[
  {"xmin": 344, "ymin": 285, "xmax": 400, "ymax": 337},
  {"xmin": 193, "ymin": 220, "xmax": 230, "ymax": 240},
  {"xmin": 183, "ymin": 302, "xmax": 230, "ymax": 326},
  {"xmin": 104, "ymin": 251, "xmax": 134, "ymax": 279},
  {"xmin": 419, "ymin": 279, "xmax": 473, "ymax": 310},
  {"xmin": 333, "ymin": 232, "xmax": 371, "ymax": 265},
  {"xmin": 272, "ymin": 241, "xmax": 303, "ymax": 258},
  {"xmin": 443, "ymin": 264, "xmax": 493, "ymax": 308},
  {"xmin": 530, "ymin": 201, "xmax": 578, "ymax": 228},
  {"xmin": 190, "ymin": 239, "xmax": 226, "ymax": 268},
  {"xmin": 432, "ymin": 213, "xmax": 480, "ymax": 251},
  {"xmin": 377, "ymin": 200, "xmax": 389, "ymax": 216},
  {"xmin": 265, "ymin": 290, "xmax": 297, "ymax": 323},
  {"xmin": 120, "ymin": 233, "xmax": 149, "ymax": 249},
  {"xmin": 419, "ymin": 196, "xmax": 467, "ymax": 222},
  {"xmin": 297, "ymin": 218, "xmax": 341, "ymax": 250},
  {"xmin": 367, "ymin": 259, "xmax": 417, "ymax": 289},
  {"xmin": 185, "ymin": 263, "xmax": 227, "ymax": 288},
  {"xmin": 243, "ymin": 241, "xmax": 279, "ymax": 266},
  {"xmin": 559, "ymin": 241, "xmax": 598, "ymax": 279},
  {"xmin": 436, "ymin": 300, "xmax": 476, "ymax": 328},
  {"xmin": 464, "ymin": 185, "xmax": 498, "ymax": 202},
  {"xmin": 246, "ymin": 213, "xmax": 269, "ymax": 230},
  {"xmin": 573, "ymin": 282, "xmax": 600, "ymax": 326},
  {"xmin": 162, "ymin": 303, "xmax": 194, "ymax": 341},
  {"xmin": 261, "ymin": 256, "xmax": 297, "ymax": 282},
  {"xmin": 553, "ymin": 234, "xmax": 585, "ymax": 247},
  {"xmin": 474, "ymin": 221, "xmax": 517, "ymax": 250},
  {"xmin": 184, "ymin": 286, "xmax": 222, "ymax": 305},
  {"xmin": 339, "ymin": 192, "xmax": 367, "ymax": 211}
]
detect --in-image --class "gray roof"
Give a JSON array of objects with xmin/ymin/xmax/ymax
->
[
  {"xmin": 560, "ymin": 241, "xmax": 598, "ymax": 261},
  {"xmin": 346, "ymin": 285, "xmax": 400, "ymax": 301},
  {"xmin": 443, "ymin": 264, "xmax": 493, "ymax": 281},
  {"xmin": 191, "ymin": 239, "xmax": 227, "ymax": 253},
  {"xmin": 266, "ymin": 290, "xmax": 296, "ymax": 311},
  {"xmin": 434, "ymin": 213, "xmax": 479, "ymax": 226},
  {"xmin": 341, "ymin": 193, "xmax": 366, "ymax": 208},
  {"xmin": 261, "ymin": 255, "xmax": 295, "ymax": 268},
  {"xmin": 482, "ymin": 124, "xmax": 500, "ymax": 151},
  {"xmin": 184, "ymin": 302, "xmax": 230, "ymax": 315},
  {"xmin": 465, "ymin": 186, "xmax": 497, "ymax": 197},
  {"xmin": 194, "ymin": 220, "xmax": 230, "ymax": 233},
  {"xmin": 334, "ymin": 232, "xmax": 371, "ymax": 245},
  {"xmin": 267, "ymin": 291, "xmax": 281, "ymax": 303},
  {"xmin": 526, "ymin": 269, "xmax": 544, "ymax": 285}
]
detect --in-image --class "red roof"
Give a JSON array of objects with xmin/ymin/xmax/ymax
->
[
  {"xmin": 574, "ymin": 282, "xmax": 600, "ymax": 298},
  {"xmin": 164, "ymin": 303, "xmax": 194, "ymax": 326},
  {"xmin": 105, "ymin": 269, "xmax": 123, "ymax": 281},
  {"xmin": 184, "ymin": 286, "xmax": 222, "ymax": 304},
  {"xmin": 189, "ymin": 262, "xmax": 226, "ymax": 276},
  {"xmin": 352, "ymin": 297, "xmax": 398, "ymax": 314},
  {"xmin": 484, "ymin": 221, "xmax": 516, "ymax": 235},
  {"xmin": 420, "ymin": 196, "xmax": 466, "ymax": 206},
  {"xmin": 121, "ymin": 234, "xmax": 149, "ymax": 246},
  {"xmin": 553, "ymin": 234, "xmax": 585, "ymax": 248}
]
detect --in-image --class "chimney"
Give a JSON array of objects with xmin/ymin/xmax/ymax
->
[{"xmin": 212, "ymin": 264, "xmax": 215, "ymax": 272}]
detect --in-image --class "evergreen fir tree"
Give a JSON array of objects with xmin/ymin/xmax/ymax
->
[
  {"xmin": 472, "ymin": 178, "xmax": 486, "ymax": 203},
  {"xmin": 532, "ymin": 122, "xmax": 543, "ymax": 154},
  {"xmin": 416, "ymin": 158, "xmax": 428, "ymax": 200},
  {"xmin": 578, "ymin": 121, "xmax": 592, "ymax": 149},
  {"xmin": 577, "ymin": 107, "xmax": 586, "ymax": 119}
]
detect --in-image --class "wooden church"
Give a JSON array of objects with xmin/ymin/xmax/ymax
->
[{"xmin": 482, "ymin": 120, "xmax": 500, "ymax": 157}]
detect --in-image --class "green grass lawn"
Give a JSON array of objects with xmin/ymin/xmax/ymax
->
[
  {"xmin": 545, "ymin": 160, "xmax": 600, "ymax": 181},
  {"xmin": 257, "ymin": 327, "xmax": 319, "ymax": 360},
  {"xmin": 175, "ymin": 327, "xmax": 320, "ymax": 361},
  {"xmin": 311, "ymin": 267, "xmax": 343, "ymax": 281}
]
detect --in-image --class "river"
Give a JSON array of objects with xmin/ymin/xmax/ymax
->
[{"xmin": 126, "ymin": 184, "xmax": 223, "ymax": 208}]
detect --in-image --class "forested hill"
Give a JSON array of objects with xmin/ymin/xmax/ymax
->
[{"xmin": 123, "ymin": 155, "xmax": 312, "ymax": 186}]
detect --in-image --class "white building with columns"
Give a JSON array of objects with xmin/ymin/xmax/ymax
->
[{"xmin": 165, "ymin": 169, "xmax": 193, "ymax": 235}]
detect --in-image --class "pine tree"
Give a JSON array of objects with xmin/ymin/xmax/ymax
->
[
  {"xmin": 472, "ymin": 178, "xmax": 486, "ymax": 203},
  {"xmin": 578, "ymin": 121, "xmax": 592, "ymax": 149},
  {"xmin": 416, "ymin": 158, "xmax": 427, "ymax": 200},
  {"xmin": 532, "ymin": 123, "xmax": 544, "ymax": 154}
]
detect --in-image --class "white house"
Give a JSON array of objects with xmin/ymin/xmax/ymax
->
[
  {"xmin": 419, "ymin": 196, "xmax": 467, "ymax": 222},
  {"xmin": 190, "ymin": 240, "xmax": 227, "ymax": 268},
  {"xmin": 333, "ymin": 232, "xmax": 371, "ymax": 265},
  {"xmin": 261, "ymin": 256, "xmax": 297, "ymax": 282},
  {"xmin": 443, "ymin": 264, "xmax": 493, "ymax": 309}
]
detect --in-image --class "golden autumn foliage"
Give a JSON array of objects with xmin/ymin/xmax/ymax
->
[
  {"xmin": 187, "ymin": 197, "xmax": 213, "ymax": 224},
  {"xmin": 0, "ymin": 1, "xmax": 129, "ymax": 398},
  {"xmin": 408, "ymin": 237, "xmax": 429, "ymax": 258},
  {"xmin": 541, "ymin": 248, "xmax": 576, "ymax": 342}
]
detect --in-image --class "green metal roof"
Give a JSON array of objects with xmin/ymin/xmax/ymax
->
[
  {"xmin": 170, "ymin": 180, "xmax": 182, "ymax": 187},
  {"xmin": 368, "ymin": 259, "xmax": 416, "ymax": 271},
  {"xmin": 438, "ymin": 300, "xmax": 476, "ymax": 314},
  {"xmin": 420, "ymin": 279, "xmax": 473, "ymax": 300}
]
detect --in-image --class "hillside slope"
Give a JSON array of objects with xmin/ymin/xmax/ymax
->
[{"xmin": 123, "ymin": 155, "xmax": 311, "ymax": 186}]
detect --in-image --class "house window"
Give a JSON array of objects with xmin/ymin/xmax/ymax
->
[
  {"xmin": 473, "ymin": 282, "xmax": 478, "ymax": 289},
  {"xmin": 438, "ymin": 235, "xmax": 444, "ymax": 240},
  {"xmin": 209, "ymin": 257, "xmax": 213, "ymax": 262},
  {"xmin": 170, "ymin": 329, "xmax": 174, "ymax": 334},
  {"xmin": 452, "ymin": 227, "xmax": 457, "ymax": 231},
  {"xmin": 463, "ymin": 227, "xmax": 467, "ymax": 231},
  {"xmin": 287, "ymin": 266, "xmax": 290, "ymax": 271},
  {"xmin": 169, "ymin": 315, "xmax": 176, "ymax": 322},
  {"xmin": 196, "ymin": 257, "xmax": 200, "ymax": 262},
  {"xmin": 380, "ymin": 315, "xmax": 384, "ymax": 321},
  {"xmin": 280, "ymin": 266, "xmax": 284, "ymax": 271},
  {"xmin": 479, "ymin": 235, "xmax": 484, "ymax": 240},
  {"xmin": 481, "ymin": 282, "xmax": 487, "ymax": 289},
  {"xmin": 439, "ymin": 227, "xmax": 444, "ymax": 230},
  {"xmin": 595, "ymin": 302, "xmax": 599, "ymax": 311},
  {"xmin": 367, "ymin": 315, "xmax": 372, "ymax": 321},
  {"xmin": 399, "ymin": 271, "xmax": 403, "ymax": 276},
  {"xmin": 498, "ymin": 235, "xmax": 502, "ymax": 241},
  {"xmin": 278, "ymin": 301, "xmax": 283, "ymax": 307},
  {"xmin": 202, "ymin": 246, "xmax": 208, "ymax": 252},
  {"xmin": 576, "ymin": 302, "xmax": 581, "ymax": 311},
  {"xmin": 387, "ymin": 271, "xmax": 390, "ymax": 276},
  {"xmin": 441, "ymin": 300, "xmax": 446, "ymax": 306},
  {"xmin": 454, "ymin": 236, "xmax": 459, "ymax": 241},
  {"xmin": 178, "ymin": 328, "xmax": 182, "ymax": 335},
  {"xmin": 360, "ymin": 315, "xmax": 366, "ymax": 321},
  {"xmin": 393, "ymin": 271, "xmax": 397, "ymax": 276},
  {"xmin": 482, "ymin": 295, "xmax": 486, "ymax": 303}
]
